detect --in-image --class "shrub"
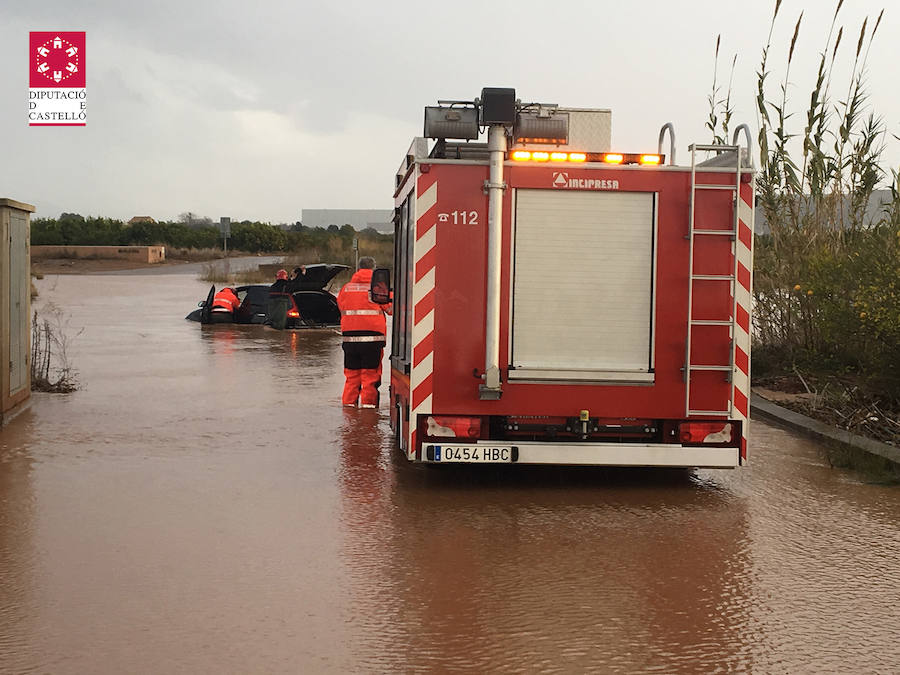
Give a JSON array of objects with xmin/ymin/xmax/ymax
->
[{"xmin": 31, "ymin": 305, "xmax": 80, "ymax": 393}]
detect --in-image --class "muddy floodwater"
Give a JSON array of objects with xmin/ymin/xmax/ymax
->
[{"xmin": 2, "ymin": 268, "xmax": 899, "ymax": 673}]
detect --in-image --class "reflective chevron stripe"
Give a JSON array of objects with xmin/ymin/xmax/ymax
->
[
  {"xmin": 733, "ymin": 181, "xmax": 754, "ymax": 462},
  {"xmin": 409, "ymin": 174, "xmax": 438, "ymax": 459}
]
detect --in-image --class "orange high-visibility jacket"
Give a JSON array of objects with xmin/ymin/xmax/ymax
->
[
  {"xmin": 212, "ymin": 288, "xmax": 240, "ymax": 312},
  {"xmin": 337, "ymin": 269, "xmax": 392, "ymax": 335}
]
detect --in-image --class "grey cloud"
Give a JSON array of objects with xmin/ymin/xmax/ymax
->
[{"xmin": 2, "ymin": 1, "xmax": 897, "ymax": 223}]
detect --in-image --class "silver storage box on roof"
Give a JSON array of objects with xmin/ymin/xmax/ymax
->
[{"xmin": 512, "ymin": 108, "xmax": 611, "ymax": 152}]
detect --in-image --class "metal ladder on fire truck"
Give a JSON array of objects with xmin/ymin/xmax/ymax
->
[{"xmin": 684, "ymin": 129, "xmax": 750, "ymax": 418}]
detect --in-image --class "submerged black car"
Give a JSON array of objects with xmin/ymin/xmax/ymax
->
[{"xmin": 185, "ymin": 263, "xmax": 348, "ymax": 328}]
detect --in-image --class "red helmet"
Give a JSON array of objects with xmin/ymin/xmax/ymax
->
[{"xmin": 276, "ymin": 269, "xmax": 288, "ymax": 280}]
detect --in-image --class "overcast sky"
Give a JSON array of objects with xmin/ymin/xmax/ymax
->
[{"xmin": 1, "ymin": 0, "xmax": 897, "ymax": 223}]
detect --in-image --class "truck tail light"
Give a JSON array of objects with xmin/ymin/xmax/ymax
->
[
  {"xmin": 425, "ymin": 415, "xmax": 483, "ymax": 439},
  {"xmin": 678, "ymin": 421, "xmax": 736, "ymax": 445}
]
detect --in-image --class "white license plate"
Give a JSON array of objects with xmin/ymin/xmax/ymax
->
[{"xmin": 432, "ymin": 445, "xmax": 514, "ymax": 463}]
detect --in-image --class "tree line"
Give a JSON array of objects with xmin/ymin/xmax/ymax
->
[{"xmin": 30, "ymin": 213, "xmax": 393, "ymax": 255}]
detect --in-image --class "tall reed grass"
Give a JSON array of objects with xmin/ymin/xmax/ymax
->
[{"xmin": 712, "ymin": 1, "xmax": 899, "ymax": 399}]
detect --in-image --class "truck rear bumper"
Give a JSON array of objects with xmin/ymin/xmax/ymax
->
[{"xmin": 420, "ymin": 441, "xmax": 739, "ymax": 468}]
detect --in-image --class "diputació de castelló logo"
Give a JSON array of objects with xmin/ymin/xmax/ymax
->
[{"xmin": 29, "ymin": 31, "xmax": 87, "ymax": 126}]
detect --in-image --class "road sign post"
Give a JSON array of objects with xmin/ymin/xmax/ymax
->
[{"xmin": 220, "ymin": 217, "xmax": 231, "ymax": 257}]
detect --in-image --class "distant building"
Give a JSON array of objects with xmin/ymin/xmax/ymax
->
[
  {"xmin": 301, "ymin": 209, "xmax": 393, "ymax": 233},
  {"xmin": 127, "ymin": 216, "xmax": 156, "ymax": 226},
  {"xmin": 754, "ymin": 189, "xmax": 893, "ymax": 234}
]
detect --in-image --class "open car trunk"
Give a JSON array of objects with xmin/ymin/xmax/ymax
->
[
  {"xmin": 286, "ymin": 264, "xmax": 348, "ymax": 292},
  {"xmin": 291, "ymin": 290, "xmax": 341, "ymax": 326}
]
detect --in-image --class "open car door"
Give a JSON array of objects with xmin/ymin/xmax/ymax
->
[{"xmin": 200, "ymin": 285, "xmax": 215, "ymax": 324}]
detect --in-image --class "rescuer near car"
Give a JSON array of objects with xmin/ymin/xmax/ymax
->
[
  {"xmin": 270, "ymin": 268, "xmax": 289, "ymax": 293},
  {"xmin": 337, "ymin": 257, "xmax": 392, "ymax": 408},
  {"xmin": 290, "ymin": 266, "xmax": 307, "ymax": 284},
  {"xmin": 267, "ymin": 269, "xmax": 291, "ymax": 329},
  {"xmin": 210, "ymin": 287, "xmax": 241, "ymax": 323}
]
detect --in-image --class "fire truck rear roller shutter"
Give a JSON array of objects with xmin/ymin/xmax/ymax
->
[{"xmin": 511, "ymin": 189, "xmax": 655, "ymax": 379}]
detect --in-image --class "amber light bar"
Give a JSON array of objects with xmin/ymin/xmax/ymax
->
[
  {"xmin": 599, "ymin": 152, "xmax": 664, "ymax": 165},
  {"xmin": 510, "ymin": 151, "xmax": 664, "ymax": 165},
  {"xmin": 511, "ymin": 150, "xmax": 586, "ymax": 162}
]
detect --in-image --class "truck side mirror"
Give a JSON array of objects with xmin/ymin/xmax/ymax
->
[{"xmin": 370, "ymin": 268, "xmax": 391, "ymax": 305}]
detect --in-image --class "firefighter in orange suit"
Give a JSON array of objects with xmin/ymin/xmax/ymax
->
[
  {"xmin": 210, "ymin": 287, "xmax": 241, "ymax": 323},
  {"xmin": 337, "ymin": 257, "xmax": 392, "ymax": 408}
]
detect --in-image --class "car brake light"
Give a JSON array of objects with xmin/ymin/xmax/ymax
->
[
  {"xmin": 287, "ymin": 309, "xmax": 300, "ymax": 318},
  {"xmin": 425, "ymin": 415, "xmax": 483, "ymax": 439},
  {"xmin": 678, "ymin": 421, "xmax": 734, "ymax": 444}
]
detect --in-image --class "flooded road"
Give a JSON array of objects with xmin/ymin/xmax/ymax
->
[{"xmin": 2, "ymin": 270, "xmax": 899, "ymax": 673}]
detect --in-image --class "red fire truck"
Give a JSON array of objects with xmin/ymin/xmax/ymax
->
[{"xmin": 387, "ymin": 87, "xmax": 754, "ymax": 467}]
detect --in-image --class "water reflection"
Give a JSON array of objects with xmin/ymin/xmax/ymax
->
[
  {"xmin": 0, "ymin": 409, "xmax": 39, "ymax": 673},
  {"xmin": 198, "ymin": 324, "xmax": 339, "ymax": 359},
  {"xmin": 336, "ymin": 415, "xmax": 756, "ymax": 672},
  {"xmin": 0, "ymin": 271, "xmax": 895, "ymax": 672}
]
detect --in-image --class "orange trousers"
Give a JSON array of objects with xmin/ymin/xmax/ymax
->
[{"xmin": 341, "ymin": 343, "xmax": 383, "ymax": 407}]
